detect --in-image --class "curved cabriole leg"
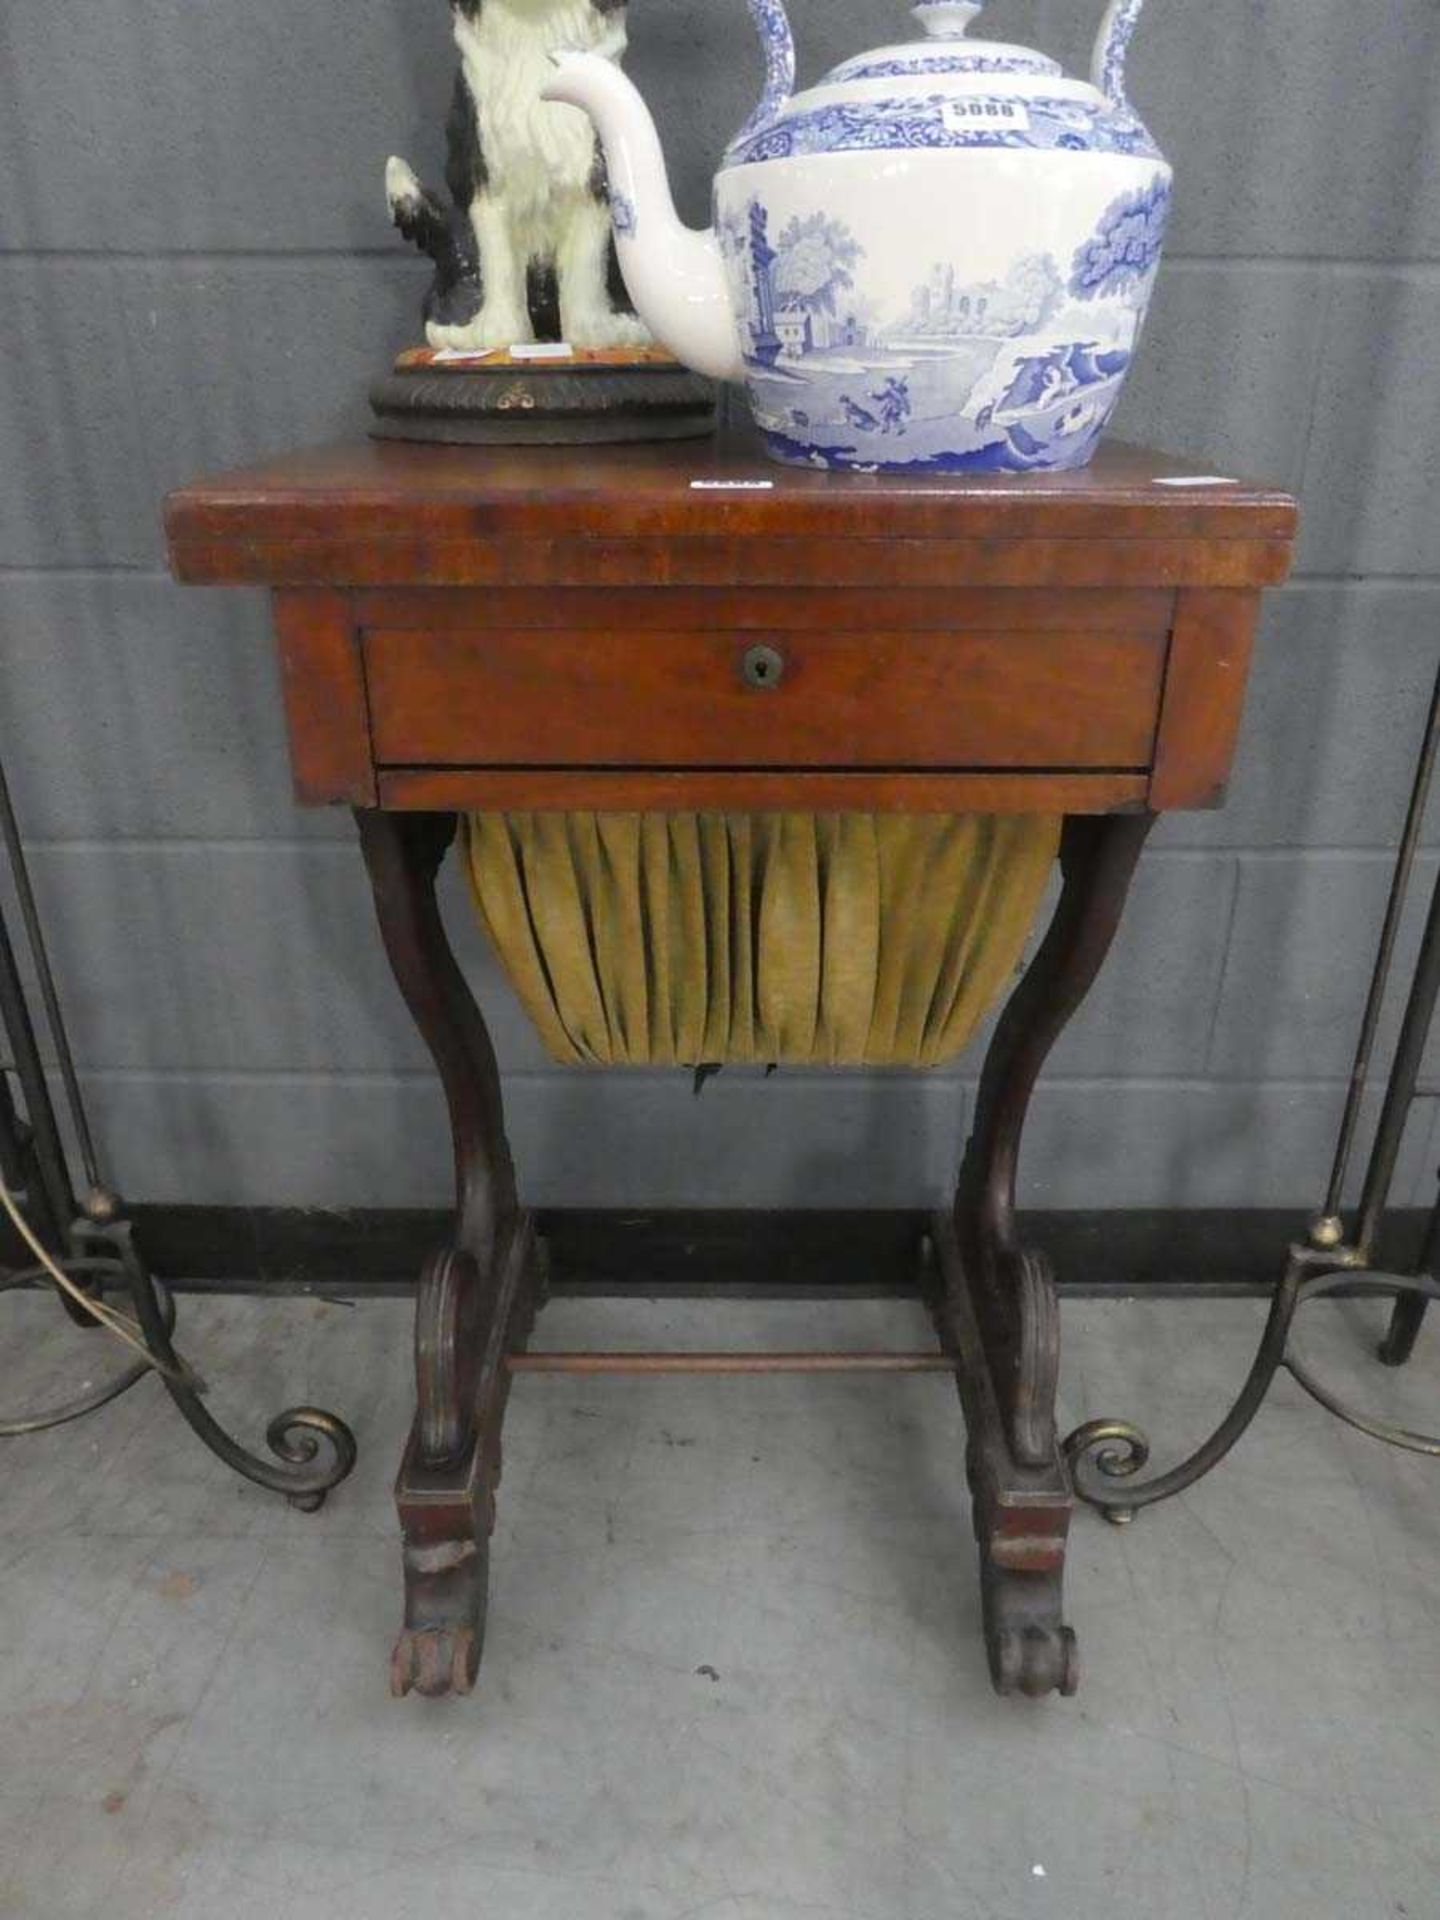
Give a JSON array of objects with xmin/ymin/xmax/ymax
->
[
  {"xmin": 358, "ymin": 811, "xmax": 517, "ymax": 1275},
  {"xmin": 938, "ymin": 812, "xmax": 1153, "ymax": 1699},
  {"xmin": 356, "ymin": 810, "xmax": 539, "ymax": 1700},
  {"xmin": 955, "ymin": 813, "xmax": 1154, "ymax": 1467}
]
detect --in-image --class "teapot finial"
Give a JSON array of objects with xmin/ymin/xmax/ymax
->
[{"xmin": 912, "ymin": 1, "xmax": 985, "ymax": 37}]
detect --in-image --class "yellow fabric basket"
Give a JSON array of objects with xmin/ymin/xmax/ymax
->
[{"xmin": 463, "ymin": 811, "xmax": 1059, "ymax": 1070}]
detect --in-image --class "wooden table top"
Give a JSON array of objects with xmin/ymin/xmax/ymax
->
[{"xmin": 165, "ymin": 431, "xmax": 1298, "ymax": 591}]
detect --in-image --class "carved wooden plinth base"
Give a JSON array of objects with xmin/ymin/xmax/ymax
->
[
  {"xmin": 370, "ymin": 347, "xmax": 717, "ymax": 446},
  {"xmin": 926, "ymin": 1216, "xmax": 1078, "ymax": 1700},
  {"xmin": 391, "ymin": 1216, "xmax": 543, "ymax": 1699}
]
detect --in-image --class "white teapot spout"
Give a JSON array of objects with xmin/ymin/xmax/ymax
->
[{"xmin": 542, "ymin": 54, "xmax": 744, "ymax": 382}]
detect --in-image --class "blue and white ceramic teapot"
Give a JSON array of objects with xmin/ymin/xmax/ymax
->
[{"xmin": 545, "ymin": 1, "xmax": 1170, "ymax": 472}]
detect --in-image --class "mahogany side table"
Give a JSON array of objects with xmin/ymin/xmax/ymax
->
[{"xmin": 166, "ymin": 434, "xmax": 1297, "ymax": 1702}]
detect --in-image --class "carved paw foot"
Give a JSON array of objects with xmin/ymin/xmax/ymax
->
[
  {"xmin": 980, "ymin": 1559, "xmax": 1079, "ymax": 1700},
  {"xmin": 390, "ymin": 1626, "xmax": 481, "ymax": 1699},
  {"xmin": 991, "ymin": 1621, "xmax": 1079, "ymax": 1700},
  {"xmin": 392, "ymin": 1533, "xmax": 489, "ymax": 1702}
]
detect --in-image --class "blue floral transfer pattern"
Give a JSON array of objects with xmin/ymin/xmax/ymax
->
[
  {"xmin": 722, "ymin": 186, "xmax": 1167, "ymax": 474},
  {"xmin": 832, "ymin": 52, "xmax": 1060, "ymax": 82},
  {"xmin": 1069, "ymin": 177, "xmax": 1170, "ymax": 298},
  {"xmin": 1095, "ymin": 0, "xmax": 1147, "ymax": 112},
  {"xmin": 734, "ymin": 0, "xmax": 798, "ymax": 147},
  {"xmin": 728, "ymin": 92, "xmax": 1161, "ymax": 167}
]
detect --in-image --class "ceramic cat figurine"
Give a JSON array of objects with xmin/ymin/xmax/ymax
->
[{"xmin": 386, "ymin": 0, "xmax": 649, "ymax": 351}]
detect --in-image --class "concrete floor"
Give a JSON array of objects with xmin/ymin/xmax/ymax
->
[{"xmin": 1, "ymin": 1285, "xmax": 1438, "ymax": 1920}]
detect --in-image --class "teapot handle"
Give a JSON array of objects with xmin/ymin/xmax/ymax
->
[
  {"xmin": 1091, "ymin": 0, "xmax": 1145, "ymax": 114},
  {"xmin": 734, "ymin": 0, "xmax": 797, "ymax": 147}
]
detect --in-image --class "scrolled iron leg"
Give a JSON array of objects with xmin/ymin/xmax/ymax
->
[
  {"xmin": 0, "ymin": 1258, "xmax": 179, "ymax": 1438},
  {"xmin": 1285, "ymin": 1269, "xmax": 1440, "ymax": 1455},
  {"xmin": 78, "ymin": 1215, "xmax": 358, "ymax": 1508},
  {"xmin": 1067, "ymin": 1251, "xmax": 1440, "ymax": 1520},
  {"xmin": 357, "ymin": 809, "xmax": 537, "ymax": 1700},
  {"xmin": 1, "ymin": 746, "xmax": 356, "ymax": 1491},
  {"xmin": 1064, "ymin": 1251, "xmax": 1304, "ymax": 1519},
  {"xmin": 1068, "ymin": 678, "xmax": 1440, "ymax": 1506}
]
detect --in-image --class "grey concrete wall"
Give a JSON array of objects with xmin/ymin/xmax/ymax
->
[{"xmin": 2, "ymin": 0, "xmax": 1438, "ymax": 1213}]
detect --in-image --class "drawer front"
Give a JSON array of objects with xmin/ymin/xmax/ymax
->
[{"xmin": 363, "ymin": 625, "xmax": 1168, "ymax": 771}]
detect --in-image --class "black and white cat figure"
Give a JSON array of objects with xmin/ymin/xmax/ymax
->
[{"xmin": 387, "ymin": 0, "xmax": 649, "ymax": 353}]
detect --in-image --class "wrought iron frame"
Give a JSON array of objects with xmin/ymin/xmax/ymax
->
[
  {"xmin": 1065, "ymin": 660, "xmax": 1440, "ymax": 1520},
  {"xmin": 0, "ymin": 747, "xmax": 356, "ymax": 1504}
]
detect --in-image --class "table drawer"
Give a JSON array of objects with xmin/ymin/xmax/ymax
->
[{"xmin": 363, "ymin": 625, "xmax": 1169, "ymax": 771}]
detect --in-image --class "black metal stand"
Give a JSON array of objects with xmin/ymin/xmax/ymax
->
[
  {"xmin": 1065, "ymin": 660, "xmax": 1440, "ymax": 1519},
  {"xmin": 0, "ymin": 749, "xmax": 357, "ymax": 1504}
]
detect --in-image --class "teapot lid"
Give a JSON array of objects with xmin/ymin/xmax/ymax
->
[
  {"xmin": 726, "ymin": 0, "xmax": 1162, "ymax": 170},
  {"xmin": 825, "ymin": 1, "xmax": 1063, "ymax": 89}
]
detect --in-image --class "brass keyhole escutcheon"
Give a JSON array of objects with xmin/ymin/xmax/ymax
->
[{"xmin": 741, "ymin": 643, "xmax": 785, "ymax": 691}]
